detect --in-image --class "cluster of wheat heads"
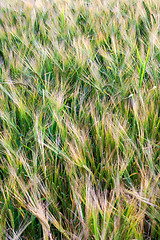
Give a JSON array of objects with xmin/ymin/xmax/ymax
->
[{"xmin": 0, "ymin": 0, "xmax": 160, "ymax": 239}]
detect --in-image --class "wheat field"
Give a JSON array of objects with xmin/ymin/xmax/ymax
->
[{"xmin": 0, "ymin": 0, "xmax": 160, "ymax": 239}]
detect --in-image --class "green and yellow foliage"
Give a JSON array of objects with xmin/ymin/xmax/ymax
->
[{"xmin": 0, "ymin": 0, "xmax": 159, "ymax": 239}]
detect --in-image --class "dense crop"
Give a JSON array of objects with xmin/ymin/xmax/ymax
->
[{"xmin": 0, "ymin": 0, "xmax": 159, "ymax": 239}]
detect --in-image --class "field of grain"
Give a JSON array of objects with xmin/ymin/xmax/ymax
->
[{"xmin": 0, "ymin": 0, "xmax": 160, "ymax": 239}]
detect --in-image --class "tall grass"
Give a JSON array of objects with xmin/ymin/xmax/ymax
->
[{"xmin": 0, "ymin": 0, "xmax": 160, "ymax": 239}]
